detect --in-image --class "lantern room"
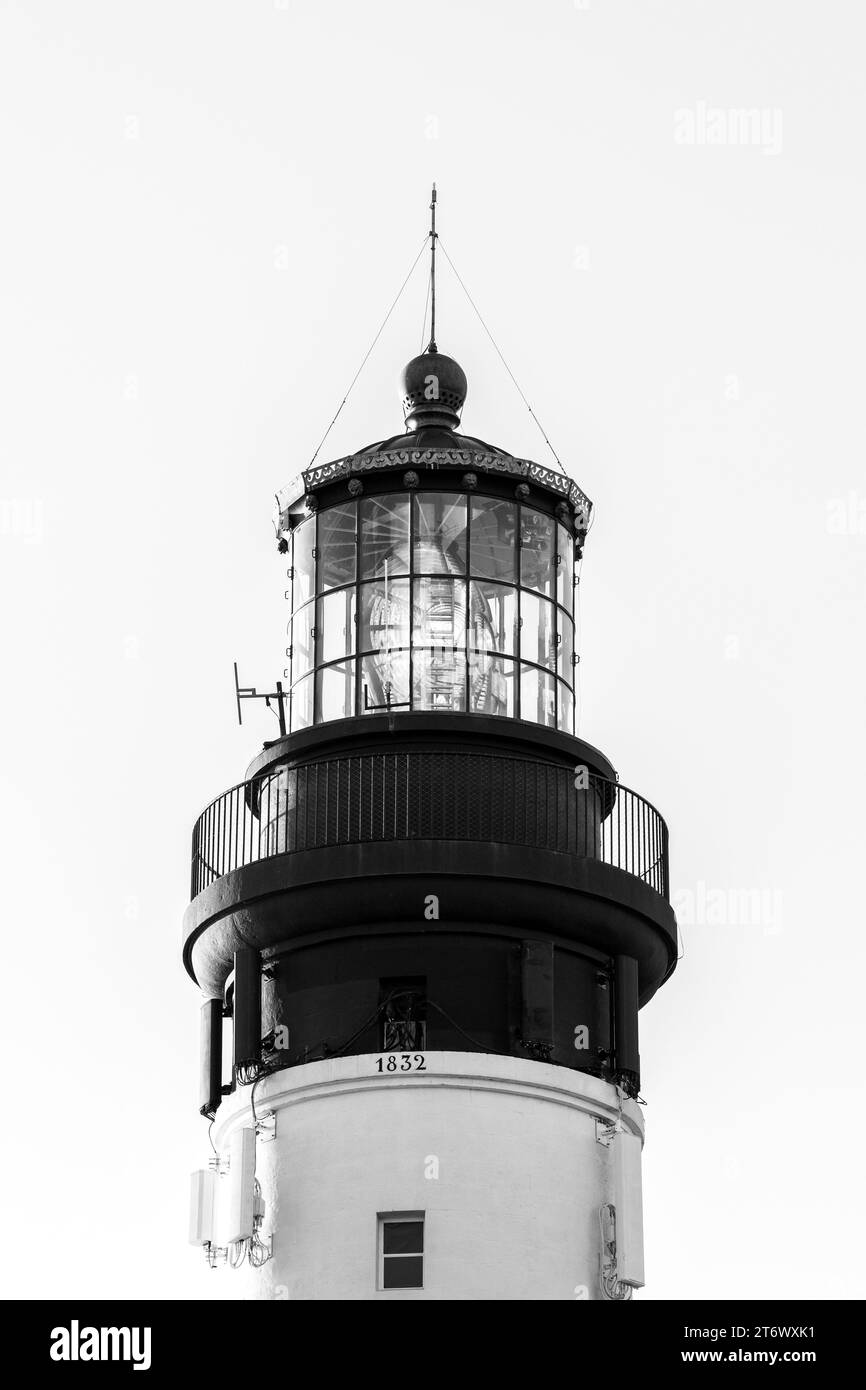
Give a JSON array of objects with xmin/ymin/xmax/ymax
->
[{"xmin": 276, "ymin": 348, "xmax": 591, "ymax": 738}]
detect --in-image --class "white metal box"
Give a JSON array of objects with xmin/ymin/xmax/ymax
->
[
  {"xmin": 613, "ymin": 1130, "xmax": 645, "ymax": 1287},
  {"xmin": 223, "ymin": 1127, "xmax": 256, "ymax": 1245},
  {"xmin": 188, "ymin": 1169, "xmax": 216, "ymax": 1246}
]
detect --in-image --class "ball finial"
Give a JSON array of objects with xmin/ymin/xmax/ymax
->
[{"xmin": 401, "ymin": 349, "xmax": 467, "ymax": 431}]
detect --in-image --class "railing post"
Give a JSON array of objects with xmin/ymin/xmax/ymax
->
[
  {"xmin": 191, "ymin": 821, "xmax": 199, "ymax": 900},
  {"xmin": 662, "ymin": 820, "xmax": 670, "ymax": 900}
]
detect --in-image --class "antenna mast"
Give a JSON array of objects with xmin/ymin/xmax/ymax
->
[{"xmin": 427, "ymin": 183, "xmax": 437, "ymax": 352}]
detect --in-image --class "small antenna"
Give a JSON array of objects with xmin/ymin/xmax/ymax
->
[
  {"xmin": 234, "ymin": 661, "xmax": 287, "ymax": 737},
  {"xmin": 427, "ymin": 183, "xmax": 437, "ymax": 353}
]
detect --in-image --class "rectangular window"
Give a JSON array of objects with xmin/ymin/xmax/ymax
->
[
  {"xmin": 379, "ymin": 978, "xmax": 427, "ymax": 1051},
  {"xmin": 378, "ymin": 1213, "xmax": 424, "ymax": 1290}
]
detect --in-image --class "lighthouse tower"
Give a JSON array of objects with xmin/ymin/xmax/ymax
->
[{"xmin": 183, "ymin": 215, "xmax": 677, "ymax": 1301}]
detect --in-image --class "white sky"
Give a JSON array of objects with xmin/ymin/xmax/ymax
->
[{"xmin": 1, "ymin": 0, "xmax": 864, "ymax": 1300}]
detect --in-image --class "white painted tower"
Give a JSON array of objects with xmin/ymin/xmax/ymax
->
[{"xmin": 206, "ymin": 1055, "xmax": 645, "ymax": 1300}]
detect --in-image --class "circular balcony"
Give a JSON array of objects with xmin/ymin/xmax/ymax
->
[{"xmin": 183, "ymin": 716, "xmax": 677, "ymax": 1004}]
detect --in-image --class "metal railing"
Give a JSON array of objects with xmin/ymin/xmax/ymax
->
[{"xmin": 190, "ymin": 752, "xmax": 669, "ymax": 903}]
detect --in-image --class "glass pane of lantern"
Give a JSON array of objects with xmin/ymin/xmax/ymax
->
[
  {"xmin": 520, "ymin": 592, "xmax": 556, "ymax": 670},
  {"xmin": 292, "ymin": 600, "xmax": 315, "ymax": 679},
  {"xmin": 520, "ymin": 508, "xmax": 556, "ymax": 598},
  {"xmin": 359, "ymin": 495, "xmax": 409, "ymax": 579},
  {"xmin": 291, "ymin": 672, "xmax": 313, "ymax": 731},
  {"xmin": 470, "ymin": 498, "xmax": 517, "ymax": 582},
  {"xmin": 413, "ymin": 493, "xmax": 467, "ymax": 574},
  {"xmin": 469, "ymin": 581, "xmax": 517, "ymax": 656},
  {"xmin": 412, "ymin": 578, "xmax": 467, "ymax": 652},
  {"xmin": 468, "ymin": 651, "xmax": 516, "ymax": 718},
  {"xmin": 556, "ymin": 523, "xmax": 574, "ymax": 613},
  {"xmin": 413, "ymin": 647, "xmax": 467, "ymax": 712},
  {"xmin": 318, "ymin": 504, "xmax": 357, "ymax": 591},
  {"xmin": 318, "ymin": 588, "xmax": 356, "ymax": 664},
  {"xmin": 358, "ymin": 578, "xmax": 410, "ymax": 655},
  {"xmin": 292, "ymin": 517, "xmax": 316, "ymax": 607},
  {"xmin": 520, "ymin": 664, "xmax": 556, "ymax": 728},
  {"xmin": 358, "ymin": 574, "xmax": 411, "ymax": 713},
  {"xmin": 317, "ymin": 660, "xmax": 356, "ymax": 723},
  {"xmin": 360, "ymin": 650, "xmax": 411, "ymax": 713},
  {"xmin": 558, "ymin": 612, "xmax": 574, "ymax": 679},
  {"xmin": 557, "ymin": 680, "xmax": 574, "ymax": 734}
]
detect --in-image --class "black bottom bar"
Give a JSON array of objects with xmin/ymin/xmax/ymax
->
[{"xmin": 5, "ymin": 1297, "xmax": 857, "ymax": 1373}]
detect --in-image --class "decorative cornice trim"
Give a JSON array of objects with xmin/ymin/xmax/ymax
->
[{"xmin": 275, "ymin": 449, "xmax": 592, "ymax": 536}]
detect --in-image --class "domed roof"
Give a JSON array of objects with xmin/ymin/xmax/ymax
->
[
  {"xmin": 401, "ymin": 349, "xmax": 467, "ymax": 429},
  {"xmin": 353, "ymin": 425, "xmax": 512, "ymax": 459},
  {"xmin": 274, "ymin": 344, "xmax": 593, "ymax": 536}
]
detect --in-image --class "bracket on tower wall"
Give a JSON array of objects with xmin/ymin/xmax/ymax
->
[
  {"xmin": 254, "ymin": 1110, "xmax": 277, "ymax": 1144},
  {"xmin": 595, "ymin": 1118, "xmax": 620, "ymax": 1148}
]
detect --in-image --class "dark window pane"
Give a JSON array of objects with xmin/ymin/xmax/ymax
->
[
  {"xmin": 319, "ymin": 504, "xmax": 357, "ymax": 591},
  {"xmin": 380, "ymin": 981, "xmax": 426, "ymax": 1052},
  {"xmin": 470, "ymin": 498, "xmax": 517, "ymax": 582},
  {"xmin": 382, "ymin": 1018, "xmax": 427, "ymax": 1050},
  {"xmin": 382, "ymin": 1255, "xmax": 423, "ymax": 1289},
  {"xmin": 414, "ymin": 493, "xmax": 467, "ymax": 574},
  {"xmin": 359, "ymin": 495, "xmax": 410, "ymax": 579},
  {"xmin": 383, "ymin": 1221, "xmax": 424, "ymax": 1255}
]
